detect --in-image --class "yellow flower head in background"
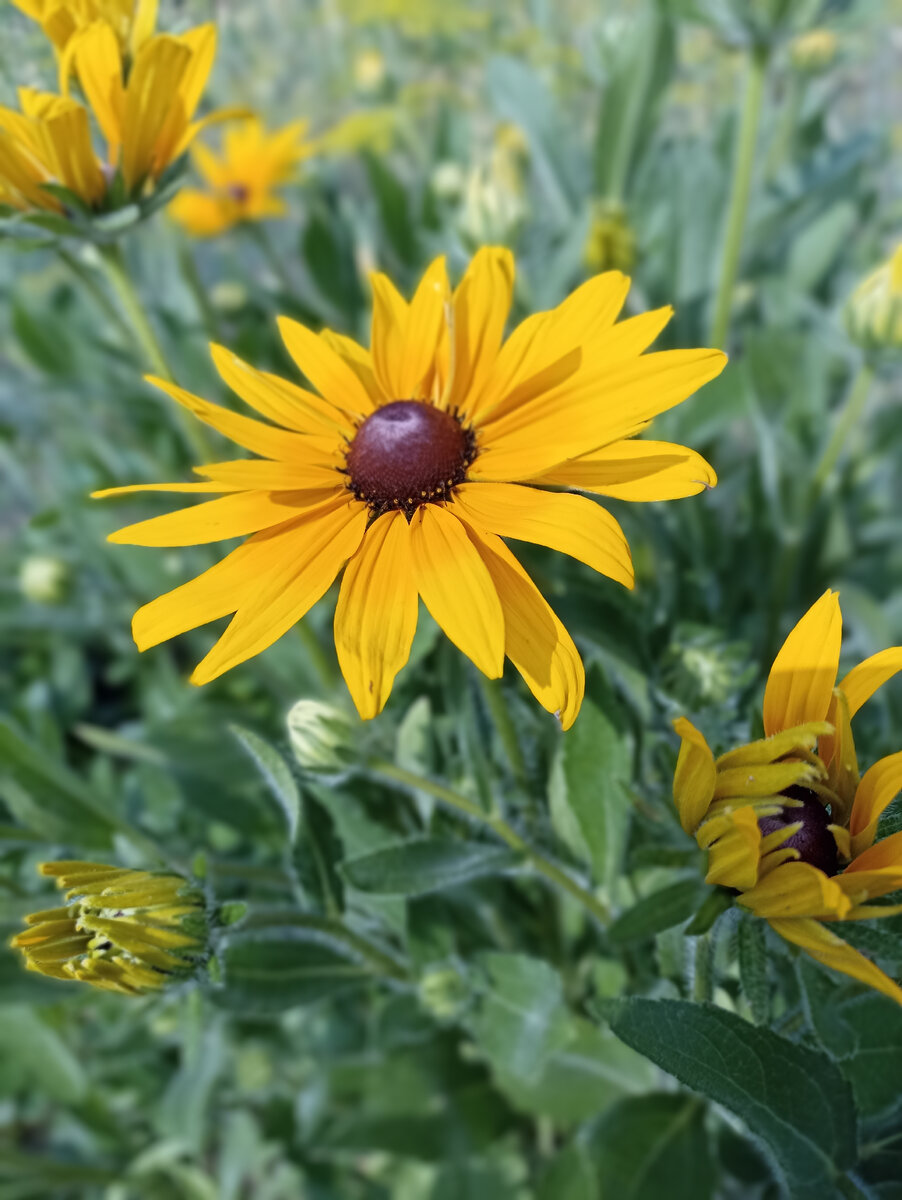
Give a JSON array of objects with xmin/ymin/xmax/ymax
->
[
  {"xmin": 674, "ymin": 590, "xmax": 902, "ymax": 1004},
  {"xmin": 169, "ymin": 117, "xmax": 312, "ymax": 238},
  {"xmin": 96, "ymin": 249, "xmax": 725, "ymax": 727},
  {"xmin": 789, "ymin": 27, "xmax": 838, "ymax": 74},
  {"xmin": 845, "ymin": 243, "xmax": 902, "ymax": 352},
  {"xmin": 11, "ymin": 861, "xmax": 207, "ymax": 995},
  {"xmin": 12, "ymin": 0, "xmax": 156, "ymax": 57}
]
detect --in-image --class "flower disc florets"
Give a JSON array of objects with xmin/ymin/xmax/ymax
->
[
  {"xmin": 345, "ymin": 400, "xmax": 476, "ymax": 517},
  {"xmin": 758, "ymin": 787, "xmax": 838, "ymax": 877}
]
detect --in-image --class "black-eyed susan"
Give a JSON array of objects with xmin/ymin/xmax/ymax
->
[
  {"xmin": 96, "ymin": 249, "xmax": 726, "ymax": 726},
  {"xmin": 674, "ymin": 590, "xmax": 902, "ymax": 1003},
  {"xmin": 12, "ymin": 0, "xmax": 156, "ymax": 57},
  {"xmin": 169, "ymin": 117, "xmax": 312, "ymax": 238},
  {"xmin": 0, "ymin": 87, "xmax": 105, "ymax": 213},
  {"xmin": 11, "ymin": 861, "xmax": 207, "ymax": 995}
]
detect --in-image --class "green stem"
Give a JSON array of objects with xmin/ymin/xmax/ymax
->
[
  {"xmin": 693, "ymin": 931, "xmax": 714, "ymax": 1002},
  {"xmin": 238, "ymin": 908, "xmax": 409, "ymax": 981},
  {"xmin": 807, "ymin": 363, "xmax": 874, "ymax": 502},
  {"xmin": 709, "ymin": 44, "xmax": 770, "ymax": 349},
  {"xmin": 176, "ymin": 237, "xmax": 221, "ymax": 340},
  {"xmin": 96, "ymin": 243, "xmax": 213, "ymax": 461},
  {"xmin": 371, "ymin": 761, "xmax": 610, "ymax": 926},
  {"xmin": 297, "ymin": 620, "xmax": 338, "ymax": 690},
  {"xmin": 59, "ymin": 247, "xmax": 134, "ymax": 347},
  {"xmin": 479, "ymin": 676, "xmax": 528, "ymax": 791}
]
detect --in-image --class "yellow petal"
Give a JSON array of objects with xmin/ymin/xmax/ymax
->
[
  {"xmin": 209, "ymin": 343, "xmax": 353, "ymax": 437},
  {"xmin": 122, "ymin": 34, "xmax": 192, "ymax": 189},
  {"xmin": 672, "ymin": 717, "xmax": 716, "ymax": 833},
  {"xmin": 92, "ymin": 480, "xmax": 242, "ymax": 498},
  {"xmin": 715, "ymin": 722, "xmax": 833, "ymax": 771},
  {"xmin": 839, "ymin": 647, "xmax": 902, "ymax": 720},
  {"xmin": 849, "ymin": 752, "xmax": 902, "ymax": 857},
  {"xmin": 714, "ymin": 760, "xmax": 825, "ymax": 801},
  {"xmin": 68, "ymin": 22, "xmax": 124, "ymax": 163},
  {"xmin": 396, "ymin": 255, "xmax": 449, "ymax": 398},
  {"xmin": 409, "ymin": 504, "xmax": 504, "ymax": 678},
  {"xmin": 527, "ymin": 439, "xmax": 716, "ymax": 501},
  {"xmin": 452, "ymin": 482, "xmax": 634, "ymax": 590},
  {"xmin": 334, "ymin": 510, "xmax": 419, "ymax": 719},
  {"xmin": 320, "ymin": 330, "xmax": 390, "ymax": 407},
  {"xmin": 152, "ymin": 24, "xmax": 217, "ymax": 170},
  {"xmin": 768, "ymin": 918, "xmax": 902, "ymax": 1006},
  {"xmin": 278, "ymin": 317, "xmax": 376, "ymax": 417},
  {"xmin": 369, "ymin": 271, "xmax": 408, "ymax": 399},
  {"xmin": 192, "ymin": 496, "xmax": 368, "ymax": 685},
  {"xmin": 457, "ymin": 520, "xmax": 584, "ymax": 729},
  {"xmin": 447, "ymin": 246, "xmax": 515, "ymax": 415},
  {"xmin": 108, "ymin": 489, "xmax": 320, "ymax": 547},
  {"xmin": 762, "ymin": 590, "xmax": 842, "ymax": 737},
  {"xmin": 739, "ymin": 862, "xmax": 852, "ymax": 919},
  {"xmin": 700, "ymin": 807, "xmax": 761, "ymax": 890},
  {"xmin": 168, "ymin": 189, "xmax": 233, "ymax": 236},
  {"xmin": 821, "ymin": 689, "xmax": 858, "ymax": 825},
  {"xmin": 845, "ymin": 830, "xmax": 902, "ymax": 875},
  {"xmin": 192, "ymin": 460, "xmax": 342, "ymax": 491},
  {"xmin": 39, "ymin": 95, "xmax": 105, "ymax": 207}
]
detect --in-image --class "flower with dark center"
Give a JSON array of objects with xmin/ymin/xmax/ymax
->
[
  {"xmin": 758, "ymin": 787, "xmax": 838, "ymax": 877},
  {"xmin": 345, "ymin": 400, "xmax": 476, "ymax": 516},
  {"xmin": 97, "ymin": 248, "xmax": 726, "ymax": 725}
]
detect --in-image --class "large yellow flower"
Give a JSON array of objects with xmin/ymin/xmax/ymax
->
[
  {"xmin": 96, "ymin": 249, "xmax": 725, "ymax": 726},
  {"xmin": 169, "ymin": 117, "xmax": 312, "ymax": 238},
  {"xmin": 0, "ymin": 87, "xmax": 105, "ymax": 212},
  {"xmin": 674, "ymin": 590, "xmax": 902, "ymax": 1003},
  {"xmin": 12, "ymin": 0, "xmax": 156, "ymax": 57}
]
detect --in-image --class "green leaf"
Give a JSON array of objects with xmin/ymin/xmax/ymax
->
[
  {"xmin": 230, "ymin": 725, "xmax": 300, "ymax": 842},
  {"xmin": 538, "ymin": 1145, "xmax": 598, "ymax": 1200},
  {"xmin": 363, "ymin": 153, "xmax": 419, "ymax": 267},
  {"xmin": 469, "ymin": 953, "xmax": 571, "ymax": 1084},
  {"xmin": 738, "ymin": 914, "xmax": 771, "ymax": 1025},
  {"xmin": 608, "ymin": 878, "xmax": 710, "ymax": 944},
  {"xmin": 0, "ymin": 1006, "xmax": 86, "ymax": 1104},
  {"xmin": 601, "ymin": 998, "xmax": 857, "ymax": 1199},
  {"xmin": 212, "ymin": 932, "xmax": 371, "ymax": 1015},
  {"xmin": 585, "ymin": 1093, "xmax": 714, "ymax": 1200},
  {"xmin": 341, "ymin": 838, "xmax": 519, "ymax": 897}
]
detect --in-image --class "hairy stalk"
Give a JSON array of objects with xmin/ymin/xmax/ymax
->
[{"xmin": 371, "ymin": 761, "xmax": 610, "ymax": 926}]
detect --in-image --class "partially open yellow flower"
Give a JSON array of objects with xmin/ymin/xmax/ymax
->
[
  {"xmin": 12, "ymin": 0, "xmax": 156, "ymax": 57},
  {"xmin": 11, "ymin": 861, "xmax": 207, "ymax": 995},
  {"xmin": 95, "ymin": 249, "xmax": 725, "ymax": 727},
  {"xmin": 674, "ymin": 590, "xmax": 902, "ymax": 1004},
  {"xmin": 0, "ymin": 87, "xmax": 105, "ymax": 212},
  {"xmin": 845, "ymin": 244, "xmax": 902, "ymax": 352},
  {"xmin": 169, "ymin": 117, "xmax": 312, "ymax": 238}
]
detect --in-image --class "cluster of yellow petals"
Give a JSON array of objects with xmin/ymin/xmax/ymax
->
[
  {"xmin": 674, "ymin": 590, "xmax": 902, "ymax": 1004},
  {"xmin": 12, "ymin": 0, "xmax": 157, "ymax": 57}
]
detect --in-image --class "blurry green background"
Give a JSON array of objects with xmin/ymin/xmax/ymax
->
[{"xmin": 1, "ymin": 1, "xmax": 901, "ymax": 1196}]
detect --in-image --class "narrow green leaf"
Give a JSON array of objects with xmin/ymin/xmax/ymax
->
[
  {"xmin": 212, "ymin": 932, "xmax": 370, "ymax": 1015},
  {"xmin": 230, "ymin": 725, "xmax": 300, "ymax": 842},
  {"xmin": 0, "ymin": 1007, "xmax": 86, "ymax": 1104},
  {"xmin": 608, "ymin": 878, "xmax": 709, "ymax": 944},
  {"xmin": 341, "ymin": 838, "xmax": 519, "ymax": 897},
  {"xmin": 738, "ymin": 915, "xmax": 771, "ymax": 1025}
]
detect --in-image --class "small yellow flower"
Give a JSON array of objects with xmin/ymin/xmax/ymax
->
[
  {"xmin": 169, "ymin": 118, "xmax": 312, "ymax": 238},
  {"xmin": 353, "ymin": 48, "xmax": 387, "ymax": 94},
  {"xmin": 674, "ymin": 590, "xmax": 902, "ymax": 1004},
  {"xmin": 789, "ymin": 28, "xmax": 838, "ymax": 74},
  {"xmin": 12, "ymin": 0, "xmax": 156, "ymax": 58},
  {"xmin": 845, "ymin": 244, "xmax": 902, "ymax": 352},
  {"xmin": 11, "ymin": 861, "xmax": 207, "ymax": 995},
  {"xmin": 95, "ymin": 249, "xmax": 725, "ymax": 727}
]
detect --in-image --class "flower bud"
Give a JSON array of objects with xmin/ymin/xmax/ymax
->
[
  {"xmin": 286, "ymin": 699, "xmax": 357, "ymax": 774},
  {"xmin": 418, "ymin": 964, "xmax": 470, "ymax": 1021},
  {"xmin": 11, "ymin": 861, "xmax": 207, "ymax": 996},
  {"xmin": 18, "ymin": 554, "xmax": 68, "ymax": 605},
  {"xmin": 431, "ymin": 160, "xmax": 466, "ymax": 203},
  {"xmin": 789, "ymin": 28, "xmax": 838, "ymax": 74},
  {"xmin": 845, "ymin": 245, "xmax": 902, "ymax": 352},
  {"xmin": 584, "ymin": 200, "xmax": 636, "ymax": 275},
  {"xmin": 353, "ymin": 48, "xmax": 387, "ymax": 94}
]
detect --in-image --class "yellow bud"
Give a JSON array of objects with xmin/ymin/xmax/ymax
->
[
  {"xmin": 845, "ymin": 245, "xmax": 902, "ymax": 352},
  {"xmin": 584, "ymin": 200, "xmax": 637, "ymax": 275},
  {"xmin": 353, "ymin": 48, "xmax": 387, "ymax": 94},
  {"xmin": 790, "ymin": 28, "xmax": 838, "ymax": 74}
]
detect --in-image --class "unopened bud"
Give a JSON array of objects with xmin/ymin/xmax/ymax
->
[
  {"xmin": 584, "ymin": 200, "xmax": 636, "ymax": 275},
  {"xmin": 286, "ymin": 699, "xmax": 357, "ymax": 774},
  {"xmin": 418, "ymin": 964, "xmax": 469, "ymax": 1021},
  {"xmin": 18, "ymin": 554, "xmax": 68, "ymax": 605},
  {"xmin": 790, "ymin": 28, "xmax": 838, "ymax": 74},
  {"xmin": 845, "ymin": 245, "xmax": 902, "ymax": 352}
]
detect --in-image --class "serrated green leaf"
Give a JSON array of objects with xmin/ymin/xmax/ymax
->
[
  {"xmin": 739, "ymin": 914, "xmax": 771, "ymax": 1024},
  {"xmin": 0, "ymin": 1007, "xmax": 86, "ymax": 1104},
  {"xmin": 341, "ymin": 838, "xmax": 519, "ymax": 896},
  {"xmin": 608, "ymin": 878, "xmax": 709, "ymax": 944},
  {"xmin": 230, "ymin": 725, "xmax": 300, "ymax": 842}
]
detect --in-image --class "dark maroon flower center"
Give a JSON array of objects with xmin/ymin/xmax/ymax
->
[
  {"xmin": 758, "ymin": 786, "xmax": 838, "ymax": 876},
  {"xmin": 345, "ymin": 400, "xmax": 475, "ymax": 517}
]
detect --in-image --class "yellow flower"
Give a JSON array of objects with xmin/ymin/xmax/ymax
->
[
  {"xmin": 12, "ymin": 0, "xmax": 156, "ymax": 57},
  {"xmin": 95, "ymin": 249, "xmax": 725, "ymax": 727},
  {"xmin": 789, "ymin": 28, "xmax": 838, "ymax": 74},
  {"xmin": 169, "ymin": 118, "xmax": 312, "ymax": 238},
  {"xmin": 674, "ymin": 590, "xmax": 902, "ymax": 1004},
  {"xmin": 845, "ymin": 244, "xmax": 902, "ymax": 352},
  {"xmin": 11, "ymin": 860, "xmax": 207, "ymax": 995},
  {"xmin": 0, "ymin": 87, "xmax": 105, "ymax": 212}
]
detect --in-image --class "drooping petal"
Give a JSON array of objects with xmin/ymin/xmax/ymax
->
[
  {"xmin": 527, "ymin": 439, "xmax": 716, "ymax": 501},
  {"xmin": 698, "ymin": 807, "xmax": 761, "ymax": 890},
  {"xmin": 762, "ymin": 590, "xmax": 843, "ymax": 737},
  {"xmin": 278, "ymin": 317, "xmax": 376, "ymax": 417},
  {"xmin": 768, "ymin": 918, "xmax": 902, "ymax": 1006},
  {"xmin": 672, "ymin": 717, "xmax": 716, "ymax": 834},
  {"xmin": 849, "ymin": 752, "xmax": 902, "ymax": 857},
  {"xmin": 839, "ymin": 648, "xmax": 902, "ymax": 720},
  {"xmin": 191, "ymin": 495, "xmax": 368, "ymax": 685},
  {"xmin": 458, "ymin": 520, "xmax": 584, "ymax": 729},
  {"xmin": 714, "ymin": 760, "xmax": 826, "ymax": 802},
  {"xmin": 453, "ymin": 483, "xmax": 634, "ymax": 590},
  {"xmin": 409, "ymin": 504, "xmax": 504, "ymax": 679},
  {"xmin": 334, "ymin": 510, "xmax": 419, "ymax": 719},
  {"xmin": 739, "ymin": 862, "xmax": 852, "ymax": 920},
  {"xmin": 447, "ymin": 246, "xmax": 514, "ymax": 416},
  {"xmin": 715, "ymin": 722, "xmax": 833, "ymax": 771},
  {"xmin": 107, "ymin": 490, "xmax": 322, "ymax": 547}
]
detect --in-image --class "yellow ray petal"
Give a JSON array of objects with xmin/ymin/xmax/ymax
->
[
  {"xmin": 768, "ymin": 918, "xmax": 902, "ymax": 1006},
  {"xmin": 453, "ymin": 482, "xmax": 634, "ymax": 590},
  {"xmin": 447, "ymin": 246, "xmax": 515, "ymax": 416},
  {"xmin": 68, "ymin": 22, "xmax": 124, "ymax": 163},
  {"xmin": 458, "ymin": 520, "xmax": 584, "ymax": 729},
  {"xmin": 278, "ymin": 317, "xmax": 376, "ymax": 417},
  {"xmin": 209, "ymin": 344, "xmax": 354, "ymax": 437},
  {"xmin": 845, "ymin": 830, "xmax": 902, "ymax": 874},
  {"xmin": 92, "ymin": 480, "xmax": 243, "ymax": 498},
  {"xmin": 396, "ymin": 255, "xmax": 449, "ymax": 399},
  {"xmin": 192, "ymin": 496, "xmax": 368, "ymax": 685},
  {"xmin": 700, "ymin": 806, "xmax": 761, "ymax": 890},
  {"xmin": 672, "ymin": 717, "xmax": 716, "ymax": 833},
  {"xmin": 715, "ymin": 722, "xmax": 833, "ymax": 771},
  {"xmin": 122, "ymin": 34, "xmax": 192, "ymax": 189},
  {"xmin": 409, "ymin": 504, "xmax": 504, "ymax": 679},
  {"xmin": 714, "ymin": 760, "xmax": 826, "ymax": 802},
  {"xmin": 527, "ymin": 439, "xmax": 716, "ymax": 501},
  {"xmin": 192, "ymin": 460, "xmax": 343, "ymax": 491},
  {"xmin": 821, "ymin": 689, "xmax": 858, "ymax": 824},
  {"xmin": 762, "ymin": 590, "xmax": 842, "ymax": 737},
  {"xmin": 369, "ymin": 271, "xmax": 409, "ymax": 400},
  {"xmin": 168, "ymin": 189, "xmax": 233, "ymax": 236},
  {"xmin": 739, "ymin": 862, "xmax": 851, "ymax": 919},
  {"xmin": 334, "ymin": 510, "xmax": 418, "ymax": 719},
  {"xmin": 152, "ymin": 24, "xmax": 217, "ymax": 169},
  {"xmin": 108, "ymin": 489, "xmax": 320, "ymax": 547},
  {"xmin": 849, "ymin": 752, "xmax": 902, "ymax": 857},
  {"xmin": 320, "ymin": 330, "xmax": 390, "ymax": 407},
  {"xmin": 839, "ymin": 647, "xmax": 902, "ymax": 720}
]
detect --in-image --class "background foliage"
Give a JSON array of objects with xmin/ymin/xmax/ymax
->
[{"xmin": 2, "ymin": 0, "xmax": 902, "ymax": 1196}]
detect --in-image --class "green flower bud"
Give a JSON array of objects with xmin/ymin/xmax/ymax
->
[
  {"xmin": 418, "ymin": 964, "xmax": 470, "ymax": 1022},
  {"xmin": 18, "ymin": 554, "xmax": 68, "ymax": 605},
  {"xmin": 286, "ymin": 699, "xmax": 357, "ymax": 774},
  {"xmin": 584, "ymin": 200, "xmax": 637, "ymax": 275},
  {"xmin": 789, "ymin": 28, "xmax": 838, "ymax": 74},
  {"xmin": 845, "ymin": 245, "xmax": 902, "ymax": 352}
]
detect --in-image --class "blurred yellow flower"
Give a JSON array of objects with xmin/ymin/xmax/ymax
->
[
  {"xmin": 11, "ymin": 860, "xmax": 207, "ymax": 995},
  {"xmin": 585, "ymin": 200, "xmax": 637, "ymax": 275},
  {"xmin": 169, "ymin": 118, "xmax": 312, "ymax": 238},
  {"xmin": 353, "ymin": 48, "xmax": 387, "ymax": 94},
  {"xmin": 341, "ymin": 0, "xmax": 490, "ymax": 36},
  {"xmin": 96, "ymin": 249, "xmax": 725, "ymax": 727},
  {"xmin": 845, "ymin": 244, "xmax": 902, "ymax": 352},
  {"xmin": 12, "ymin": 0, "xmax": 156, "ymax": 57},
  {"xmin": 674, "ymin": 590, "xmax": 902, "ymax": 1004},
  {"xmin": 790, "ymin": 28, "xmax": 838, "ymax": 74}
]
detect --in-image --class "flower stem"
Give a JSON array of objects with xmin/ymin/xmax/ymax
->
[
  {"xmin": 370, "ymin": 761, "xmax": 610, "ymax": 926},
  {"xmin": 297, "ymin": 620, "xmax": 338, "ymax": 690},
  {"xmin": 808, "ymin": 362, "xmax": 875, "ymax": 502},
  {"xmin": 709, "ymin": 44, "xmax": 770, "ymax": 349},
  {"xmin": 478, "ymin": 675, "xmax": 528, "ymax": 791}
]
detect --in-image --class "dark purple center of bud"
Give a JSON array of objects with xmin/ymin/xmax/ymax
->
[
  {"xmin": 758, "ymin": 787, "xmax": 838, "ymax": 876},
  {"xmin": 345, "ymin": 400, "xmax": 474, "ymax": 517},
  {"xmin": 227, "ymin": 183, "xmax": 250, "ymax": 204}
]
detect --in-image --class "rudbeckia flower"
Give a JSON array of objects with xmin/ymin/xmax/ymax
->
[
  {"xmin": 169, "ymin": 117, "xmax": 312, "ymax": 238},
  {"xmin": 11, "ymin": 861, "xmax": 207, "ymax": 995},
  {"xmin": 674, "ymin": 590, "xmax": 902, "ymax": 1003},
  {"xmin": 12, "ymin": 0, "xmax": 156, "ymax": 57},
  {"xmin": 96, "ymin": 249, "xmax": 725, "ymax": 726},
  {"xmin": 0, "ymin": 87, "xmax": 105, "ymax": 212}
]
